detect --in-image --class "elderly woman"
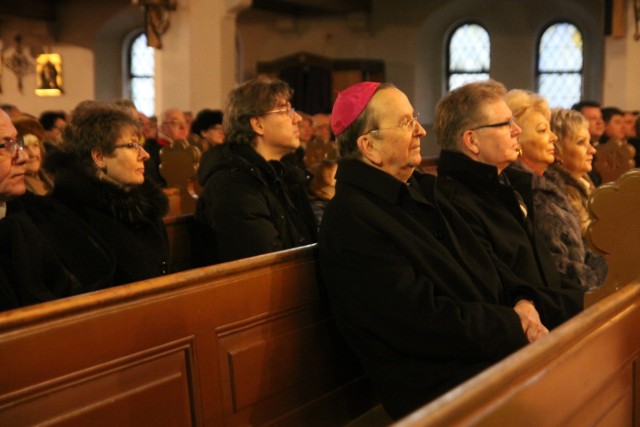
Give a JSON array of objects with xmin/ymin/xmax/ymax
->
[
  {"xmin": 504, "ymin": 89, "xmax": 557, "ymax": 176},
  {"xmin": 506, "ymin": 91, "xmax": 605, "ymax": 290},
  {"xmin": 50, "ymin": 102, "xmax": 170, "ymax": 286},
  {"xmin": 531, "ymin": 109, "xmax": 607, "ymax": 289},
  {"xmin": 12, "ymin": 116, "xmax": 54, "ymax": 195},
  {"xmin": 434, "ymin": 80, "xmax": 583, "ymax": 322}
]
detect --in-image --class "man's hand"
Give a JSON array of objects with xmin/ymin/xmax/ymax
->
[{"xmin": 514, "ymin": 299, "xmax": 549, "ymax": 342}]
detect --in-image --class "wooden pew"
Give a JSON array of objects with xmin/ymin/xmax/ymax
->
[
  {"xmin": 392, "ymin": 169, "xmax": 640, "ymax": 427},
  {"xmin": 593, "ymin": 140, "xmax": 635, "ymax": 184},
  {"xmin": 392, "ymin": 282, "xmax": 640, "ymax": 426},
  {"xmin": 164, "ymin": 213, "xmax": 196, "ymax": 273},
  {"xmin": 0, "ymin": 245, "xmax": 378, "ymax": 426}
]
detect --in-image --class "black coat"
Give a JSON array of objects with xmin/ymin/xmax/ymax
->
[
  {"xmin": 0, "ymin": 192, "xmax": 115, "ymax": 311},
  {"xmin": 52, "ymin": 166, "xmax": 169, "ymax": 286},
  {"xmin": 319, "ymin": 159, "xmax": 530, "ymax": 419},
  {"xmin": 436, "ymin": 150, "xmax": 583, "ymax": 327},
  {"xmin": 195, "ymin": 143, "xmax": 317, "ymax": 263}
]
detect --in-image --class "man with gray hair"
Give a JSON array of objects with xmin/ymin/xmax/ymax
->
[{"xmin": 319, "ymin": 81, "xmax": 581, "ymax": 419}]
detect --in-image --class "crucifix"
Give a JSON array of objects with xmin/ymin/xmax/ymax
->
[{"xmin": 132, "ymin": 0, "xmax": 177, "ymax": 49}]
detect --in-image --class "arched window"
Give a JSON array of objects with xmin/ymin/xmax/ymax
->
[
  {"xmin": 537, "ymin": 22, "xmax": 583, "ymax": 108},
  {"xmin": 447, "ymin": 23, "xmax": 490, "ymax": 91},
  {"xmin": 128, "ymin": 32, "xmax": 155, "ymax": 117}
]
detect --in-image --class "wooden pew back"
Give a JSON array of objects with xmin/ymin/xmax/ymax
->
[
  {"xmin": 393, "ymin": 282, "xmax": 640, "ymax": 426},
  {"xmin": 392, "ymin": 167, "xmax": 640, "ymax": 426},
  {"xmin": 0, "ymin": 245, "xmax": 377, "ymax": 426},
  {"xmin": 586, "ymin": 168, "xmax": 640, "ymax": 306}
]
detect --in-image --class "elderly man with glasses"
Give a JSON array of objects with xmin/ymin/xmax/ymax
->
[
  {"xmin": 194, "ymin": 76, "xmax": 316, "ymax": 265},
  {"xmin": 318, "ymin": 81, "xmax": 582, "ymax": 420},
  {"xmin": 433, "ymin": 79, "xmax": 584, "ymax": 323},
  {"xmin": 0, "ymin": 109, "xmax": 115, "ymax": 311}
]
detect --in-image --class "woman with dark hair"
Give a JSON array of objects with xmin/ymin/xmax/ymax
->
[
  {"xmin": 190, "ymin": 109, "xmax": 224, "ymax": 153},
  {"xmin": 50, "ymin": 102, "xmax": 170, "ymax": 286}
]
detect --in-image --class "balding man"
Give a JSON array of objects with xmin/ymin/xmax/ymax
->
[
  {"xmin": 144, "ymin": 108, "xmax": 190, "ymax": 186},
  {"xmin": 319, "ymin": 82, "xmax": 580, "ymax": 419}
]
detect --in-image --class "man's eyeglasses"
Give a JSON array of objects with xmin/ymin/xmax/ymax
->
[
  {"xmin": 165, "ymin": 119, "xmax": 187, "ymax": 127},
  {"xmin": 470, "ymin": 117, "xmax": 516, "ymax": 131},
  {"xmin": 366, "ymin": 114, "xmax": 421, "ymax": 135},
  {"xmin": 114, "ymin": 141, "xmax": 144, "ymax": 151},
  {"xmin": 263, "ymin": 107, "xmax": 297, "ymax": 119},
  {"xmin": 0, "ymin": 137, "xmax": 25, "ymax": 158}
]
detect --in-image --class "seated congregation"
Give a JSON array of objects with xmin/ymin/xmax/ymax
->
[{"xmin": 1, "ymin": 75, "xmax": 638, "ymax": 423}]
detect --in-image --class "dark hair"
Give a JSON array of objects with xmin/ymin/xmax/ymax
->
[
  {"xmin": 601, "ymin": 106, "xmax": 624, "ymax": 123},
  {"xmin": 224, "ymin": 75, "xmax": 293, "ymax": 146},
  {"xmin": 571, "ymin": 100, "xmax": 601, "ymax": 112},
  {"xmin": 335, "ymin": 82, "xmax": 395, "ymax": 160},
  {"xmin": 1, "ymin": 104, "xmax": 18, "ymax": 114},
  {"xmin": 61, "ymin": 102, "xmax": 139, "ymax": 176},
  {"xmin": 191, "ymin": 109, "xmax": 223, "ymax": 136},
  {"xmin": 39, "ymin": 110, "xmax": 67, "ymax": 131},
  {"xmin": 434, "ymin": 79, "xmax": 507, "ymax": 151}
]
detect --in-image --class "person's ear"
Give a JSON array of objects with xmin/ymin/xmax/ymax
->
[
  {"xmin": 357, "ymin": 134, "xmax": 382, "ymax": 165},
  {"xmin": 462, "ymin": 130, "xmax": 480, "ymax": 155},
  {"xmin": 250, "ymin": 116, "xmax": 265, "ymax": 137},
  {"xmin": 91, "ymin": 149, "xmax": 106, "ymax": 171}
]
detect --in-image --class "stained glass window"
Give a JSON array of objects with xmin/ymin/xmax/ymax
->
[
  {"xmin": 447, "ymin": 23, "xmax": 490, "ymax": 91},
  {"xmin": 537, "ymin": 22, "xmax": 583, "ymax": 108},
  {"xmin": 129, "ymin": 33, "xmax": 155, "ymax": 117}
]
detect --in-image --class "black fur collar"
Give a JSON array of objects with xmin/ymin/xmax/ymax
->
[{"xmin": 53, "ymin": 167, "xmax": 169, "ymax": 225}]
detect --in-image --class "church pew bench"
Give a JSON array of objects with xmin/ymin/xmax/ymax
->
[
  {"xmin": 392, "ymin": 168, "xmax": 640, "ymax": 426},
  {"xmin": 0, "ymin": 245, "xmax": 378, "ymax": 426},
  {"xmin": 392, "ymin": 281, "xmax": 640, "ymax": 426}
]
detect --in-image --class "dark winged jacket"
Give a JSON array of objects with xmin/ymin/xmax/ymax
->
[
  {"xmin": 0, "ymin": 192, "xmax": 115, "ymax": 311},
  {"xmin": 195, "ymin": 143, "xmax": 317, "ymax": 264},
  {"xmin": 51, "ymin": 153, "xmax": 169, "ymax": 286}
]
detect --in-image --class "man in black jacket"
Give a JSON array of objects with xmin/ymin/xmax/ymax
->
[
  {"xmin": 0, "ymin": 109, "xmax": 115, "ymax": 311},
  {"xmin": 319, "ymin": 82, "xmax": 582, "ymax": 420},
  {"xmin": 195, "ymin": 76, "xmax": 316, "ymax": 264}
]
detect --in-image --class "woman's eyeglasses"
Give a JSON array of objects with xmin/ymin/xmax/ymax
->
[{"xmin": 114, "ymin": 141, "xmax": 144, "ymax": 151}]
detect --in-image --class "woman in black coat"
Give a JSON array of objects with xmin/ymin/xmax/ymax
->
[{"xmin": 51, "ymin": 102, "xmax": 169, "ymax": 286}]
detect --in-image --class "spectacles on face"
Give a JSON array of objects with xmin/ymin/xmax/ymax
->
[
  {"xmin": 366, "ymin": 114, "xmax": 421, "ymax": 135},
  {"xmin": 114, "ymin": 141, "xmax": 144, "ymax": 151},
  {"xmin": 470, "ymin": 117, "xmax": 516, "ymax": 131},
  {"xmin": 263, "ymin": 106, "xmax": 297, "ymax": 119},
  {"xmin": 0, "ymin": 137, "xmax": 25, "ymax": 158},
  {"xmin": 165, "ymin": 119, "xmax": 187, "ymax": 127}
]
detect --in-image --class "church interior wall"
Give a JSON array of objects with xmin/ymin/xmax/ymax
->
[{"xmin": 0, "ymin": 0, "xmax": 637, "ymax": 134}]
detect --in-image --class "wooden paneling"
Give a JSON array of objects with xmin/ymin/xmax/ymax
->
[
  {"xmin": 392, "ymin": 283, "xmax": 640, "ymax": 427},
  {"xmin": 0, "ymin": 245, "xmax": 377, "ymax": 426}
]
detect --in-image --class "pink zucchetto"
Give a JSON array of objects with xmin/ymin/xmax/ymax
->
[{"xmin": 331, "ymin": 81, "xmax": 381, "ymax": 136}]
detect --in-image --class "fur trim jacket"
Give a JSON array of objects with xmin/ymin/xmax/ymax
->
[
  {"xmin": 52, "ymin": 165, "xmax": 170, "ymax": 286},
  {"xmin": 530, "ymin": 164, "xmax": 607, "ymax": 290}
]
